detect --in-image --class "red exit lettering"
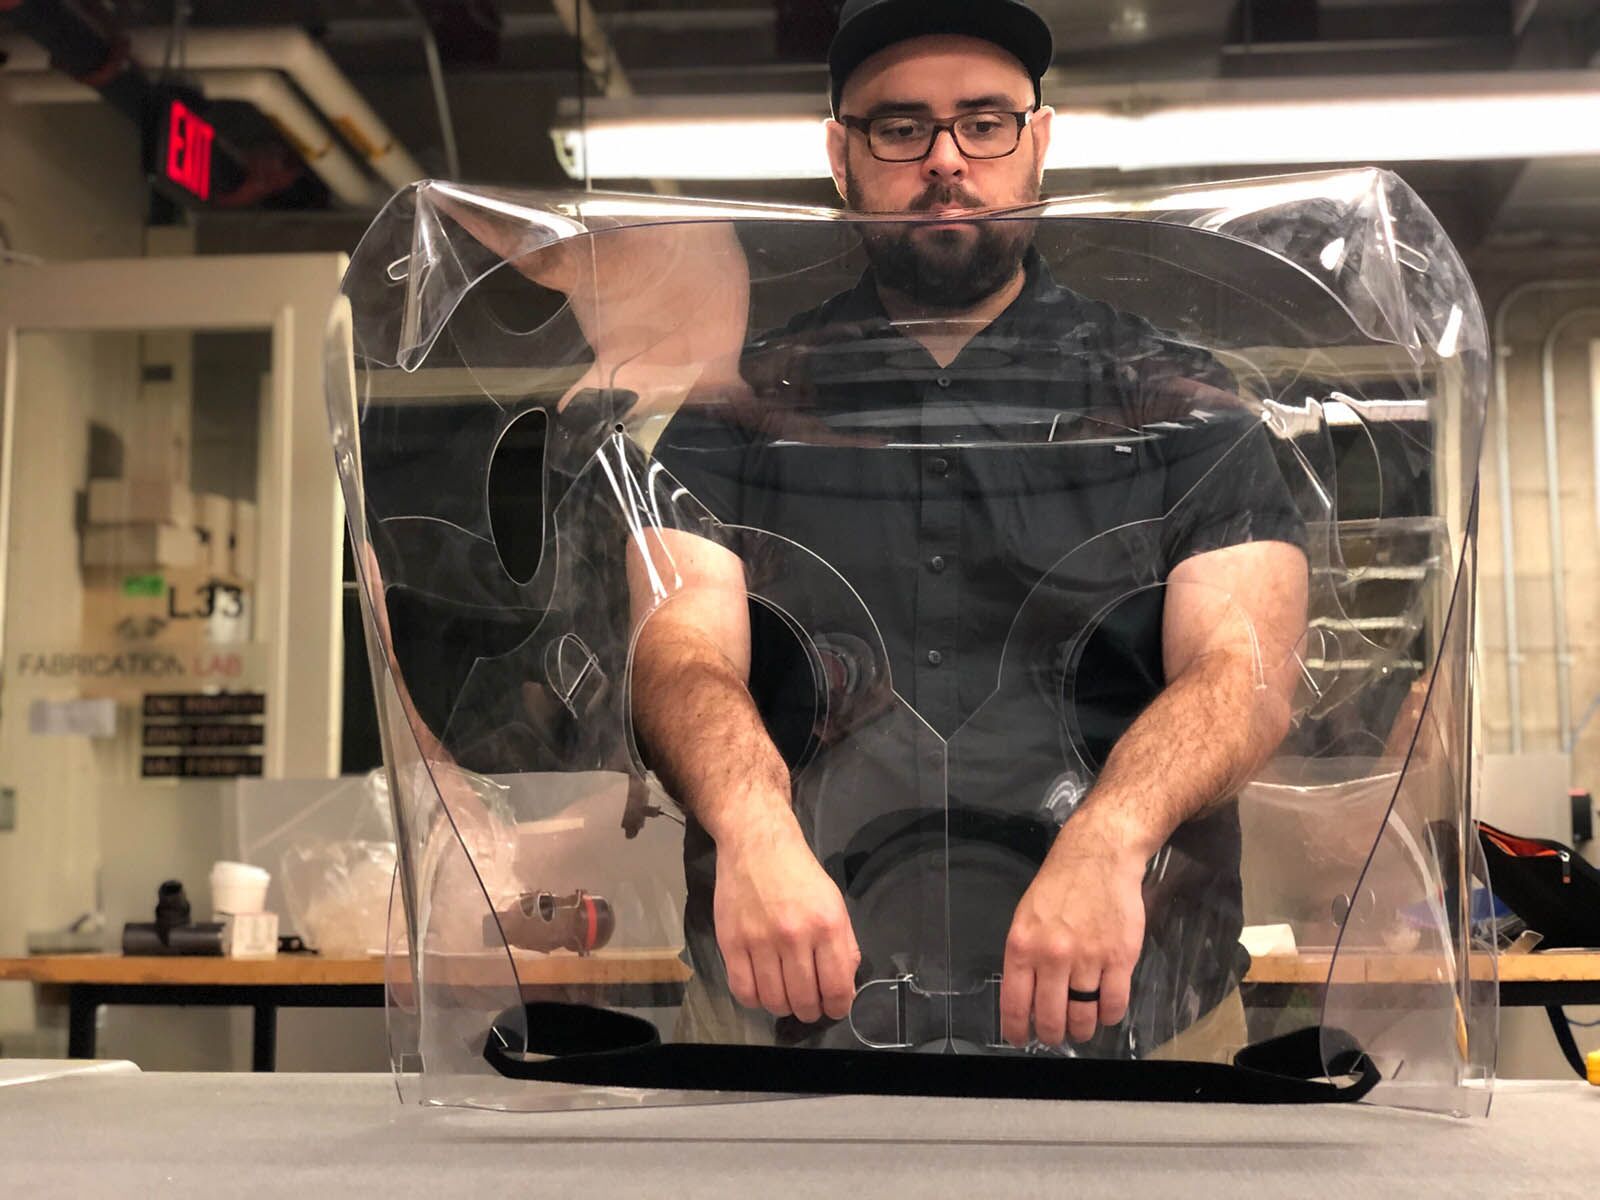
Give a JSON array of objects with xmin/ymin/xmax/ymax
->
[
  {"xmin": 192, "ymin": 653, "xmax": 243, "ymax": 679},
  {"xmin": 164, "ymin": 100, "xmax": 214, "ymax": 201}
]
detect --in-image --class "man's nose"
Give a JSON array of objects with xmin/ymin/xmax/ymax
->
[{"xmin": 921, "ymin": 127, "xmax": 967, "ymax": 178}]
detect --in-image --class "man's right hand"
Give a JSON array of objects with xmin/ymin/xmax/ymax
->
[
  {"xmin": 624, "ymin": 532, "xmax": 858, "ymax": 1025},
  {"xmin": 712, "ymin": 811, "xmax": 861, "ymax": 1025}
]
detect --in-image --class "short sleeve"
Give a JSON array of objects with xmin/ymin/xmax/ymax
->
[
  {"xmin": 1073, "ymin": 300, "xmax": 1307, "ymax": 570},
  {"xmin": 1157, "ymin": 404, "xmax": 1308, "ymax": 570},
  {"xmin": 650, "ymin": 401, "xmax": 754, "ymax": 528}
]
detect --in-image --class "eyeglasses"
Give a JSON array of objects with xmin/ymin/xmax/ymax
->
[{"xmin": 839, "ymin": 110, "xmax": 1035, "ymax": 162}]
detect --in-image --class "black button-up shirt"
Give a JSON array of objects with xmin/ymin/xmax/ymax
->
[
  {"xmin": 658, "ymin": 254, "xmax": 1303, "ymax": 746},
  {"xmin": 653, "ymin": 252, "xmax": 1305, "ymax": 1051}
]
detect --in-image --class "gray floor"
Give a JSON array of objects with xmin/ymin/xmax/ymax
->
[{"xmin": 0, "ymin": 1069, "xmax": 1595, "ymax": 1199}]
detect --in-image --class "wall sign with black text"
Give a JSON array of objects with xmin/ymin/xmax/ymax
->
[{"xmin": 140, "ymin": 690, "xmax": 267, "ymax": 778}]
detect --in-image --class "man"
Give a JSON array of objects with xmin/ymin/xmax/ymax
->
[{"xmin": 632, "ymin": 0, "xmax": 1308, "ymax": 1057}]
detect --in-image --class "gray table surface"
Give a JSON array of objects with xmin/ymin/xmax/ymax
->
[{"xmin": 0, "ymin": 1069, "xmax": 1595, "ymax": 1199}]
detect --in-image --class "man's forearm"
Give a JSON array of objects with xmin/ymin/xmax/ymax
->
[
  {"xmin": 1065, "ymin": 648, "xmax": 1291, "ymax": 864},
  {"xmin": 633, "ymin": 612, "xmax": 862, "ymax": 1023},
  {"xmin": 632, "ymin": 622, "xmax": 795, "ymax": 847}
]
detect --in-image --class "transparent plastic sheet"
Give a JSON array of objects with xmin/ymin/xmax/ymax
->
[
  {"xmin": 236, "ymin": 768, "xmax": 397, "ymax": 953},
  {"xmin": 326, "ymin": 169, "xmax": 1490, "ymax": 1112},
  {"xmin": 274, "ymin": 769, "xmax": 397, "ymax": 957},
  {"xmin": 1320, "ymin": 517, "xmax": 1497, "ymax": 1116}
]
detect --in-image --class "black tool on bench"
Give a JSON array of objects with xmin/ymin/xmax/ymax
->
[{"xmin": 121, "ymin": 880, "xmax": 224, "ymax": 956}]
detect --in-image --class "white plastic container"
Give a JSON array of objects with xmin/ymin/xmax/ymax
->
[{"xmin": 210, "ymin": 860, "xmax": 271, "ymax": 918}]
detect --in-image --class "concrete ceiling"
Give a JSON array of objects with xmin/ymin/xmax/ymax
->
[{"xmin": 11, "ymin": 0, "xmax": 1600, "ymax": 248}]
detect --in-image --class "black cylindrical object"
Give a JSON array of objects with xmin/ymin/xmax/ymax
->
[
  {"xmin": 122, "ymin": 921, "xmax": 224, "ymax": 956},
  {"xmin": 121, "ymin": 879, "xmax": 224, "ymax": 955}
]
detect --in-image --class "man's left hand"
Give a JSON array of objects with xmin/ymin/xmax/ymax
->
[{"xmin": 998, "ymin": 819, "xmax": 1148, "ymax": 1047}]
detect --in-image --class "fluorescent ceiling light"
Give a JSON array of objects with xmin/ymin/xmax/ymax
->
[
  {"xmin": 556, "ymin": 117, "xmax": 829, "ymax": 182},
  {"xmin": 551, "ymin": 72, "xmax": 1600, "ymax": 181},
  {"xmin": 1056, "ymin": 91, "xmax": 1600, "ymax": 172}
]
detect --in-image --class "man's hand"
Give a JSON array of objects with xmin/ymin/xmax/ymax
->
[
  {"xmin": 713, "ymin": 809, "xmax": 861, "ymax": 1025},
  {"xmin": 626, "ymin": 531, "xmax": 861, "ymax": 1025},
  {"xmin": 999, "ymin": 817, "xmax": 1147, "ymax": 1047},
  {"xmin": 995, "ymin": 540, "xmax": 1308, "ymax": 1049}
]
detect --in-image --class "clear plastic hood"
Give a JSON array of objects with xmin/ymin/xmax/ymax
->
[{"xmin": 327, "ymin": 169, "xmax": 1491, "ymax": 1115}]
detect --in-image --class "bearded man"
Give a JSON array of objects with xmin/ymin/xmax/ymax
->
[{"xmin": 635, "ymin": 0, "xmax": 1309, "ymax": 1061}]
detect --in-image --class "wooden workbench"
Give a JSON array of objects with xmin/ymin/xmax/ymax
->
[
  {"xmin": 1243, "ymin": 949, "xmax": 1600, "ymax": 995},
  {"xmin": 0, "ymin": 949, "xmax": 691, "ymax": 1070},
  {"xmin": 3, "ymin": 949, "xmax": 1594, "ymax": 1071}
]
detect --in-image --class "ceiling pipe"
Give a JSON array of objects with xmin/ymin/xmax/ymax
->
[
  {"xmin": 0, "ymin": 68, "xmax": 387, "ymax": 208},
  {"xmin": 399, "ymin": 0, "xmax": 461, "ymax": 179},
  {"xmin": 543, "ymin": 0, "xmax": 680, "ymax": 194},
  {"xmin": 1493, "ymin": 297, "xmax": 1528, "ymax": 756},
  {"xmin": 546, "ymin": 0, "xmax": 634, "ymax": 99},
  {"xmin": 0, "ymin": 4, "xmax": 285, "ymax": 202},
  {"xmin": 202, "ymin": 70, "xmax": 390, "ymax": 207},
  {"xmin": 0, "ymin": 0, "xmax": 150, "ymax": 125},
  {"xmin": 1538, "ymin": 306, "xmax": 1600, "ymax": 757},
  {"xmin": 110, "ymin": 27, "xmax": 425, "ymax": 192},
  {"xmin": 323, "ymin": 9, "xmax": 775, "ymax": 40}
]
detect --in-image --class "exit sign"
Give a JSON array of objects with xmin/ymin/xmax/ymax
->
[{"xmin": 162, "ymin": 98, "xmax": 215, "ymax": 201}]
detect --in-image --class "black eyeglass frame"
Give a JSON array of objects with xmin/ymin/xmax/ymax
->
[{"xmin": 838, "ymin": 110, "xmax": 1036, "ymax": 163}]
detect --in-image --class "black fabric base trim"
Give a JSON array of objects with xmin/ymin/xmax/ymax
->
[{"xmin": 481, "ymin": 1002, "xmax": 1378, "ymax": 1105}]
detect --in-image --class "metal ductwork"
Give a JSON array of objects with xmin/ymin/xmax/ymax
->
[
  {"xmin": 2, "ymin": 67, "xmax": 389, "ymax": 208},
  {"xmin": 1, "ymin": 10, "xmax": 421, "ymax": 208},
  {"xmin": 0, "ymin": 0, "xmax": 270, "ymax": 202},
  {"xmin": 0, "ymin": 0, "xmax": 150, "ymax": 125},
  {"xmin": 119, "ymin": 27, "xmax": 424, "ymax": 193}
]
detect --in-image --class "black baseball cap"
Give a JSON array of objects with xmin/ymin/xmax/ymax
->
[{"xmin": 828, "ymin": 0, "xmax": 1054, "ymax": 116}]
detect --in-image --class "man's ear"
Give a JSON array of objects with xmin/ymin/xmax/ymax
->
[
  {"xmin": 1030, "ymin": 106, "xmax": 1055, "ymax": 186},
  {"xmin": 825, "ymin": 119, "xmax": 850, "ymax": 204}
]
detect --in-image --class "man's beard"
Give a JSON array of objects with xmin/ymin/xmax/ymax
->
[{"xmin": 848, "ymin": 172, "xmax": 1039, "ymax": 310}]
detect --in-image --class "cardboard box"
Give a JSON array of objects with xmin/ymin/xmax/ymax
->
[
  {"xmin": 81, "ymin": 523, "xmax": 198, "ymax": 570},
  {"xmin": 231, "ymin": 500, "xmax": 258, "ymax": 581},
  {"xmin": 221, "ymin": 912, "xmax": 278, "ymax": 959},
  {"xmin": 81, "ymin": 565, "xmax": 250, "ymax": 647},
  {"xmin": 121, "ymin": 401, "xmax": 190, "ymax": 484},
  {"xmin": 196, "ymin": 493, "xmax": 233, "ymax": 576},
  {"xmin": 86, "ymin": 479, "xmax": 194, "ymax": 527}
]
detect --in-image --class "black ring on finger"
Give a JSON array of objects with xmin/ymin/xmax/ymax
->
[{"xmin": 1068, "ymin": 987, "xmax": 1101, "ymax": 1003}]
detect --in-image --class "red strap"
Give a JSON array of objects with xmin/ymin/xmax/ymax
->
[{"xmin": 581, "ymin": 893, "xmax": 598, "ymax": 951}]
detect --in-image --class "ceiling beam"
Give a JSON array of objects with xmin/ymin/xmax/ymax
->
[
  {"xmin": 1231, "ymin": 0, "xmax": 1514, "ymax": 43},
  {"xmin": 545, "ymin": 0, "xmax": 693, "ymax": 194},
  {"xmin": 545, "ymin": 0, "xmax": 632, "ymax": 99}
]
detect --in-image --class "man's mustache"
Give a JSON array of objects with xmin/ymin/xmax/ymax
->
[{"xmin": 909, "ymin": 184, "xmax": 985, "ymax": 213}]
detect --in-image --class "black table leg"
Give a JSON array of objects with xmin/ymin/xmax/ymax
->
[
  {"xmin": 1546, "ymin": 1006, "xmax": 1589, "ymax": 1080},
  {"xmin": 66, "ymin": 988, "xmax": 98, "ymax": 1059},
  {"xmin": 251, "ymin": 1004, "xmax": 277, "ymax": 1072}
]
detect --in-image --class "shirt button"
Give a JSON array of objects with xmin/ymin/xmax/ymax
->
[
  {"xmin": 929, "ymin": 456, "xmax": 950, "ymax": 476},
  {"xmin": 936, "ymin": 375, "xmax": 951, "ymax": 389},
  {"xmin": 926, "ymin": 650, "xmax": 944, "ymax": 667},
  {"xmin": 927, "ymin": 555, "xmax": 947, "ymax": 573}
]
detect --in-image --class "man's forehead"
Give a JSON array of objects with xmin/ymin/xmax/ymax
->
[{"xmin": 839, "ymin": 34, "xmax": 1034, "ymax": 113}]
